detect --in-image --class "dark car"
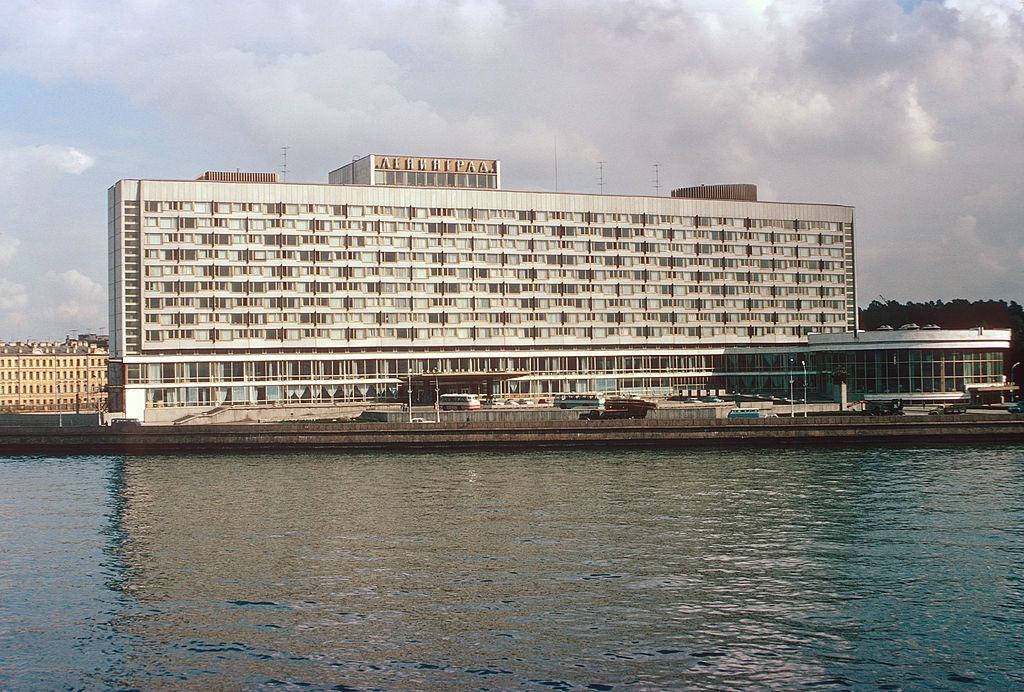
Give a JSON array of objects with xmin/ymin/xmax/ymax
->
[
  {"xmin": 109, "ymin": 417, "xmax": 142, "ymax": 428},
  {"xmin": 866, "ymin": 400, "xmax": 905, "ymax": 416}
]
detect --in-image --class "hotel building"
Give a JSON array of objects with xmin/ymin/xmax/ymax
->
[{"xmin": 107, "ymin": 155, "xmax": 1010, "ymax": 422}]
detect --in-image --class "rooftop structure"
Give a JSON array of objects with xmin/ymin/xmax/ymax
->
[
  {"xmin": 672, "ymin": 184, "xmax": 758, "ymax": 202},
  {"xmin": 1, "ymin": 337, "xmax": 108, "ymax": 355},
  {"xmin": 329, "ymin": 155, "xmax": 501, "ymax": 189}
]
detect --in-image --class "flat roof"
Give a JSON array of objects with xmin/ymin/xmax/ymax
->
[{"xmin": 114, "ymin": 177, "xmax": 854, "ymax": 210}]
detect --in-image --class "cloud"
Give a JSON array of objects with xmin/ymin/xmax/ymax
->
[
  {"xmin": 0, "ymin": 235, "xmax": 19, "ymax": 263},
  {"xmin": 0, "ymin": 0, "xmax": 1020, "ymax": 339},
  {"xmin": 45, "ymin": 269, "xmax": 105, "ymax": 323},
  {"xmin": 0, "ymin": 139, "xmax": 103, "ymax": 338},
  {"xmin": 0, "ymin": 278, "xmax": 28, "ymax": 312},
  {"xmin": 952, "ymin": 214, "xmax": 977, "ymax": 242},
  {"xmin": 39, "ymin": 145, "xmax": 95, "ymax": 174},
  {"xmin": 0, "ymin": 144, "xmax": 95, "ymax": 177},
  {"xmin": 0, "ymin": 142, "xmax": 97, "ymax": 229},
  {"xmin": 902, "ymin": 82, "xmax": 943, "ymax": 161}
]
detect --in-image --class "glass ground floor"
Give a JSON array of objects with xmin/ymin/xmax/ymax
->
[{"xmin": 108, "ymin": 330, "xmax": 1012, "ymax": 420}]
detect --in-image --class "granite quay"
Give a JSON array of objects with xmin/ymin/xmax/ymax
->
[{"xmin": 3, "ymin": 415, "xmax": 1022, "ymax": 455}]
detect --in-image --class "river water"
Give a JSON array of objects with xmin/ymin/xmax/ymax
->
[{"xmin": 1, "ymin": 446, "xmax": 1022, "ymax": 690}]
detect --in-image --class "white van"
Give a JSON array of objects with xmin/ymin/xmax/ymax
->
[
  {"xmin": 553, "ymin": 395, "xmax": 605, "ymax": 410},
  {"xmin": 438, "ymin": 393, "xmax": 481, "ymax": 411}
]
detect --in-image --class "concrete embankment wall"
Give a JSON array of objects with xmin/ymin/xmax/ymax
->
[
  {"xmin": 164, "ymin": 403, "xmax": 727, "ymax": 425},
  {"xmin": 153, "ymin": 401, "xmax": 846, "ymax": 426},
  {"xmin": 1, "ymin": 415, "xmax": 1021, "ymax": 455},
  {"xmin": 160, "ymin": 402, "xmax": 382, "ymax": 425},
  {"xmin": 0, "ymin": 413, "xmax": 104, "ymax": 427},
  {"xmin": 359, "ymin": 406, "xmax": 722, "ymax": 424}
]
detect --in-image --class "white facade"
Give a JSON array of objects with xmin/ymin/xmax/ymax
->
[
  {"xmin": 107, "ymin": 160, "xmax": 863, "ymax": 420},
  {"xmin": 807, "ymin": 327, "xmax": 1012, "ymax": 352}
]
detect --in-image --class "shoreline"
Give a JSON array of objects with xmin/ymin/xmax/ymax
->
[{"xmin": 2, "ymin": 415, "xmax": 1022, "ymax": 455}]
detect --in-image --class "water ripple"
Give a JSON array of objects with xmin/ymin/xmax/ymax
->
[{"xmin": 1, "ymin": 446, "xmax": 1023, "ymax": 688}]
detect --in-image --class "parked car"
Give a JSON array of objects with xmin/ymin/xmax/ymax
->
[
  {"xmin": 1008, "ymin": 401, "xmax": 1024, "ymax": 414},
  {"xmin": 553, "ymin": 395, "xmax": 605, "ymax": 410},
  {"xmin": 579, "ymin": 398, "xmax": 656, "ymax": 420},
  {"xmin": 109, "ymin": 418, "xmax": 141, "ymax": 428},
  {"xmin": 929, "ymin": 404, "xmax": 967, "ymax": 415},
  {"xmin": 866, "ymin": 400, "xmax": 905, "ymax": 416}
]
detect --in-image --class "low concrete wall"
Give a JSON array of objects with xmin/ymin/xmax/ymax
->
[
  {"xmin": 2, "ymin": 415, "xmax": 1022, "ymax": 455},
  {"xmin": 361, "ymin": 406, "xmax": 722, "ymax": 424},
  {"xmin": 160, "ymin": 403, "xmax": 730, "ymax": 426},
  {"xmin": 155, "ymin": 402, "xmax": 395, "ymax": 425},
  {"xmin": 147, "ymin": 399, "xmax": 857, "ymax": 426},
  {"xmin": 0, "ymin": 412, "xmax": 103, "ymax": 428}
]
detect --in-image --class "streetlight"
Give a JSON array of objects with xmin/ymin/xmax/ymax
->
[
  {"xmin": 52, "ymin": 341, "xmax": 63, "ymax": 428},
  {"xmin": 801, "ymin": 360, "xmax": 807, "ymax": 417},
  {"xmin": 1011, "ymin": 361, "xmax": 1021, "ymax": 401},
  {"xmin": 407, "ymin": 369, "xmax": 413, "ymax": 422},
  {"xmin": 789, "ymin": 358, "xmax": 795, "ymax": 417}
]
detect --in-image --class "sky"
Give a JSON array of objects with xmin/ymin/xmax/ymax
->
[{"xmin": 0, "ymin": 0, "xmax": 1021, "ymax": 340}]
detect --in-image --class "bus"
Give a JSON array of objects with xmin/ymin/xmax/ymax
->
[
  {"xmin": 438, "ymin": 393, "xmax": 481, "ymax": 411},
  {"xmin": 727, "ymin": 408, "xmax": 763, "ymax": 419},
  {"xmin": 553, "ymin": 394, "xmax": 605, "ymax": 410}
]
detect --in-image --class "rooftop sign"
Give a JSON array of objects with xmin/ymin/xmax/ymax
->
[{"xmin": 374, "ymin": 156, "xmax": 497, "ymax": 175}]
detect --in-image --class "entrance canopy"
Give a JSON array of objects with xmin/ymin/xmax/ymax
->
[{"xmin": 402, "ymin": 371, "xmax": 529, "ymax": 399}]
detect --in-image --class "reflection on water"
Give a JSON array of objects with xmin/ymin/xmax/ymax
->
[
  {"xmin": 2, "ymin": 447, "xmax": 1023, "ymax": 688},
  {"xmin": 0, "ymin": 456, "xmax": 131, "ymax": 688}
]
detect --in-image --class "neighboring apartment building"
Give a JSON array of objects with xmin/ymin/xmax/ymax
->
[
  {"xmin": 106, "ymin": 155, "xmax": 1010, "ymax": 422},
  {"xmin": 0, "ymin": 336, "xmax": 108, "ymax": 413}
]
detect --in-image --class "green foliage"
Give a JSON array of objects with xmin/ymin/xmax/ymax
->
[
  {"xmin": 831, "ymin": 367, "xmax": 848, "ymax": 385},
  {"xmin": 859, "ymin": 299, "xmax": 1023, "ymax": 332}
]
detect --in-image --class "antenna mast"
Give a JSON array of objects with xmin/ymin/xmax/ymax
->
[
  {"xmin": 598, "ymin": 161, "xmax": 606, "ymax": 194},
  {"xmin": 280, "ymin": 146, "xmax": 290, "ymax": 182},
  {"xmin": 652, "ymin": 163, "xmax": 661, "ymax": 195},
  {"xmin": 553, "ymin": 136, "xmax": 559, "ymax": 192}
]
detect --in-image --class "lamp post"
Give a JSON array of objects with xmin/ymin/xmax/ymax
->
[
  {"xmin": 801, "ymin": 360, "xmax": 807, "ymax": 417},
  {"xmin": 16, "ymin": 353, "xmax": 22, "ymax": 411},
  {"xmin": 407, "ymin": 370, "xmax": 413, "ymax": 423},
  {"xmin": 789, "ymin": 358, "xmax": 795, "ymax": 417},
  {"xmin": 1011, "ymin": 361, "xmax": 1021, "ymax": 401},
  {"xmin": 53, "ymin": 343, "xmax": 63, "ymax": 428}
]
